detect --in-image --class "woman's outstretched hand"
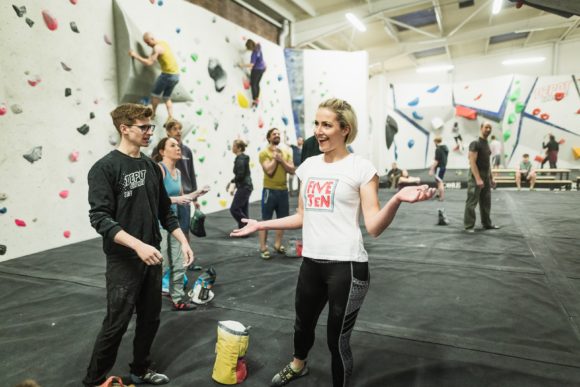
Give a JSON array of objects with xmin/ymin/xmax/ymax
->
[
  {"xmin": 230, "ymin": 218, "xmax": 259, "ymax": 237},
  {"xmin": 396, "ymin": 185, "xmax": 436, "ymax": 203}
]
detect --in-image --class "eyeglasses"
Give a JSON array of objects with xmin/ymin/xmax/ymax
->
[{"xmin": 127, "ymin": 124, "xmax": 155, "ymax": 133}]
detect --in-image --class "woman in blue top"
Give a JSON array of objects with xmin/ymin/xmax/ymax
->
[
  {"xmin": 241, "ymin": 39, "xmax": 266, "ymax": 107},
  {"xmin": 153, "ymin": 137, "xmax": 198, "ymax": 311}
]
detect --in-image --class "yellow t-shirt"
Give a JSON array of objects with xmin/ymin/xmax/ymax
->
[
  {"xmin": 259, "ymin": 147, "xmax": 291, "ymax": 190},
  {"xmin": 157, "ymin": 40, "xmax": 179, "ymax": 75}
]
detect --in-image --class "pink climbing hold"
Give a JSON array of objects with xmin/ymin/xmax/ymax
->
[
  {"xmin": 258, "ymin": 117, "xmax": 264, "ymax": 128},
  {"xmin": 59, "ymin": 190, "xmax": 69, "ymax": 199},
  {"xmin": 474, "ymin": 93, "xmax": 482, "ymax": 101},
  {"xmin": 28, "ymin": 77, "xmax": 41, "ymax": 87},
  {"xmin": 69, "ymin": 151, "xmax": 80, "ymax": 162},
  {"xmin": 63, "ymin": 230, "xmax": 71, "ymax": 238},
  {"xmin": 15, "ymin": 219, "xmax": 26, "ymax": 227},
  {"xmin": 243, "ymin": 78, "xmax": 250, "ymax": 90},
  {"xmin": 70, "ymin": 0, "xmax": 78, "ymax": 4},
  {"xmin": 42, "ymin": 10, "xmax": 58, "ymax": 31},
  {"xmin": 0, "ymin": 104, "xmax": 7, "ymax": 116}
]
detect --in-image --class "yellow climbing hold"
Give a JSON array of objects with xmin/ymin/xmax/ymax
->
[
  {"xmin": 237, "ymin": 92, "xmax": 250, "ymax": 109},
  {"xmin": 219, "ymin": 199, "xmax": 228, "ymax": 208}
]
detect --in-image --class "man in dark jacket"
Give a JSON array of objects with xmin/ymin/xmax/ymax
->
[
  {"xmin": 429, "ymin": 136, "xmax": 449, "ymax": 201},
  {"xmin": 83, "ymin": 103, "xmax": 194, "ymax": 386}
]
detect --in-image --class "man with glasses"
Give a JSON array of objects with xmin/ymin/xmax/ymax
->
[
  {"xmin": 83, "ymin": 103, "xmax": 193, "ymax": 386},
  {"xmin": 129, "ymin": 32, "xmax": 179, "ymax": 120}
]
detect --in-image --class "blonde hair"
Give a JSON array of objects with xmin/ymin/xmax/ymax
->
[
  {"xmin": 318, "ymin": 98, "xmax": 357, "ymax": 144},
  {"xmin": 434, "ymin": 136, "xmax": 442, "ymax": 144},
  {"xmin": 110, "ymin": 103, "xmax": 153, "ymax": 134}
]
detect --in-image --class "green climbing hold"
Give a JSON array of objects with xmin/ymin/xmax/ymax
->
[
  {"xmin": 201, "ymin": 200, "xmax": 207, "ymax": 206},
  {"xmin": 503, "ymin": 131, "xmax": 511, "ymax": 142},
  {"xmin": 507, "ymin": 113, "xmax": 517, "ymax": 124},
  {"xmin": 191, "ymin": 53, "xmax": 198, "ymax": 62},
  {"xmin": 509, "ymin": 88, "xmax": 520, "ymax": 102},
  {"xmin": 181, "ymin": 67, "xmax": 187, "ymax": 73},
  {"xmin": 515, "ymin": 102, "xmax": 525, "ymax": 113},
  {"xmin": 198, "ymin": 156, "xmax": 205, "ymax": 163},
  {"xmin": 196, "ymin": 108, "xmax": 203, "ymax": 116}
]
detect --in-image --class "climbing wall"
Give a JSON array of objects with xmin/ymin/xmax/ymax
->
[{"xmin": 0, "ymin": 0, "xmax": 295, "ymax": 261}]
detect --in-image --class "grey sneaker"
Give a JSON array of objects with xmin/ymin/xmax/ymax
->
[
  {"xmin": 464, "ymin": 228, "xmax": 475, "ymax": 233},
  {"xmin": 130, "ymin": 369, "xmax": 169, "ymax": 385},
  {"xmin": 271, "ymin": 363, "xmax": 309, "ymax": 386}
]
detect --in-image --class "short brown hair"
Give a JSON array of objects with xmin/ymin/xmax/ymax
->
[
  {"xmin": 233, "ymin": 139, "xmax": 247, "ymax": 152},
  {"xmin": 164, "ymin": 118, "xmax": 182, "ymax": 132},
  {"xmin": 245, "ymin": 39, "xmax": 256, "ymax": 50},
  {"xmin": 266, "ymin": 128, "xmax": 279, "ymax": 142},
  {"xmin": 110, "ymin": 103, "xmax": 153, "ymax": 134},
  {"xmin": 434, "ymin": 136, "xmax": 442, "ymax": 144}
]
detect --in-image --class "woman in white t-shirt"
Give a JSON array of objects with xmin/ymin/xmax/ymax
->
[{"xmin": 231, "ymin": 98, "xmax": 435, "ymax": 387}]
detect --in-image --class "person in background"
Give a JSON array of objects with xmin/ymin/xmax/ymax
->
[
  {"xmin": 228, "ymin": 139, "xmax": 253, "ymax": 229},
  {"xmin": 464, "ymin": 121, "xmax": 500, "ymax": 233},
  {"xmin": 231, "ymin": 98, "xmax": 435, "ymax": 387},
  {"xmin": 258, "ymin": 128, "xmax": 295, "ymax": 259},
  {"xmin": 452, "ymin": 122, "xmax": 464, "ymax": 152},
  {"xmin": 84, "ymin": 103, "xmax": 192, "ymax": 386},
  {"xmin": 541, "ymin": 133, "xmax": 559, "ymax": 169},
  {"xmin": 385, "ymin": 162, "xmax": 403, "ymax": 189},
  {"xmin": 429, "ymin": 136, "xmax": 449, "ymax": 201},
  {"xmin": 489, "ymin": 135, "xmax": 502, "ymax": 169},
  {"xmin": 129, "ymin": 32, "xmax": 179, "ymax": 120},
  {"xmin": 300, "ymin": 134, "xmax": 323, "ymax": 163},
  {"xmin": 240, "ymin": 39, "xmax": 266, "ymax": 108},
  {"xmin": 288, "ymin": 136, "xmax": 304, "ymax": 196},
  {"xmin": 516, "ymin": 153, "xmax": 537, "ymax": 191},
  {"xmin": 153, "ymin": 137, "xmax": 207, "ymax": 311}
]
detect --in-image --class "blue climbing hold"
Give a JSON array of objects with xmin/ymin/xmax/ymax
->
[
  {"xmin": 408, "ymin": 97, "xmax": 419, "ymax": 107},
  {"xmin": 407, "ymin": 139, "xmax": 415, "ymax": 148},
  {"xmin": 412, "ymin": 111, "xmax": 423, "ymax": 120}
]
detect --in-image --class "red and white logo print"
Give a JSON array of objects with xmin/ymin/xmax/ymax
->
[{"xmin": 304, "ymin": 178, "xmax": 338, "ymax": 211}]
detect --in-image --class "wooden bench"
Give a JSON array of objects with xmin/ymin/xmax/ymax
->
[{"xmin": 491, "ymin": 168, "xmax": 572, "ymax": 190}]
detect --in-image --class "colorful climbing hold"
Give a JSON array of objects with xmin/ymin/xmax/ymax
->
[
  {"xmin": 540, "ymin": 113, "xmax": 550, "ymax": 120},
  {"xmin": 242, "ymin": 78, "xmax": 250, "ymax": 90},
  {"xmin": 190, "ymin": 53, "xmax": 198, "ymax": 62},
  {"xmin": 237, "ymin": 92, "xmax": 250, "ymax": 108},
  {"xmin": 0, "ymin": 207, "xmax": 6, "ymax": 214},
  {"xmin": 282, "ymin": 116, "xmax": 289, "ymax": 126},
  {"xmin": 407, "ymin": 97, "xmax": 419, "ymax": 107},
  {"xmin": 258, "ymin": 117, "xmax": 264, "ymax": 128},
  {"xmin": 70, "ymin": 0, "xmax": 78, "ymax": 4},
  {"xmin": 532, "ymin": 108, "xmax": 541, "ymax": 115},
  {"xmin": 277, "ymin": 74, "xmax": 283, "ymax": 81},
  {"xmin": 69, "ymin": 151, "xmax": 80, "ymax": 162},
  {"xmin": 503, "ymin": 131, "xmax": 511, "ymax": 142},
  {"xmin": 554, "ymin": 92, "xmax": 565, "ymax": 101},
  {"xmin": 515, "ymin": 102, "xmax": 525, "ymax": 113},
  {"xmin": 507, "ymin": 113, "xmax": 517, "ymax": 124},
  {"xmin": 196, "ymin": 108, "xmax": 203, "ymax": 116},
  {"xmin": 77, "ymin": 124, "xmax": 89, "ymax": 135},
  {"xmin": 509, "ymin": 88, "xmax": 520, "ymax": 102},
  {"xmin": 104, "ymin": 34, "xmax": 112, "ymax": 45},
  {"xmin": 12, "ymin": 5, "xmax": 26, "ymax": 17},
  {"xmin": 534, "ymin": 155, "xmax": 544, "ymax": 163},
  {"xmin": 42, "ymin": 10, "xmax": 58, "ymax": 31},
  {"xmin": 407, "ymin": 139, "xmax": 415, "ymax": 148},
  {"xmin": 219, "ymin": 199, "xmax": 228, "ymax": 208},
  {"xmin": 59, "ymin": 190, "xmax": 69, "ymax": 199},
  {"xmin": 70, "ymin": 21, "xmax": 79, "ymax": 33},
  {"xmin": 198, "ymin": 156, "xmax": 205, "ymax": 163},
  {"xmin": 15, "ymin": 219, "xmax": 26, "ymax": 227},
  {"xmin": 176, "ymin": 27, "xmax": 181, "ymax": 34},
  {"xmin": 63, "ymin": 230, "xmax": 71, "ymax": 238},
  {"xmin": 558, "ymin": 138, "xmax": 565, "ymax": 145},
  {"xmin": 158, "ymin": 0, "xmax": 163, "ymax": 5},
  {"xmin": 23, "ymin": 146, "xmax": 42, "ymax": 163},
  {"xmin": 28, "ymin": 77, "xmax": 41, "ymax": 87},
  {"xmin": 427, "ymin": 85, "xmax": 439, "ymax": 93},
  {"xmin": 412, "ymin": 111, "xmax": 423, "ymax": 120},
  {"xmin": 0, "ymin": 104, "xmax": 6, "ymax": 116},
  {"xmin": 474, "ymin": 93, "xmax": 482, "ymax": 101}
]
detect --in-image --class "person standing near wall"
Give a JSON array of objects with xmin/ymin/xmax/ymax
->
[
  {"xmin": 452, "ymin": 122, "xmax": 464, "ymax": 152},
  {"xmin": 541, "ymin": 133, "xmax": 559, "ymax": 169},
  {"xmin": 288, "ymin": 136, "xmax": 304, "ymax": 196},
  {"xmin": 464, "ymin": 121, "xmax": 500, "ymax": 233},
  {"xmin": 489, "ymin": 135, "xmax": 502, "ymax": 169},
  {"xmin": 429, "ymin": 136, "xmax": 449, "ymax": 201},
  {"xmin": 300, "ymin": 134, "xmax": 323, "ymax": 163},
  {"xmin": 240, "ymin": 39, "xmax": 266, "ymax": 108},
  {"xmin": 258, "ymin": 128, "xmax": 295, "ymax": 259},
  {"xmin": 229, "ymin": 139, "xmax": 253, "ymax": 229},
  {"xmin": 129, "ymin": 32, "xmax": 180, "ymax": 120},
  {"xmin": 83, "ymin": 103, "xmax": 193, "ymax": 386},
  {"xmin": 231, "ymin": 98, "xmax": 435, "ymax": 387}
]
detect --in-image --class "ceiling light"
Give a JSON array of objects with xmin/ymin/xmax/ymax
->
[
  {"xmin": 492, "ymin": 0, "xmax": 502, "ymax": 15},
  {"xmin": 346, "ymin": 13, "xmax": 366, "ymax": 32},
  {"xmin": 502, "ymin": 57, "xmax": 546, "ymax": 65},
  {"xmin": 416, "ymin": 64, "xmax": 454, "ymax": 73}
]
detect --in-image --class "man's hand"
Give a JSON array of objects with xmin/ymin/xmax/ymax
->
[
  {"xmin": 273, "ymin": 149, "xmax": 283, "ymax": 162},
  {"xmin": 135, "ymin": 243, "xmax": 163, "ymax": 265},
  {"xmin": 491, "ymin": 179, "xmax": 497, "ymax": 189},
  {"xmin": 476, "ymin": 177, "xmax": 484, "ymax": 188},
  {"xmin": 128, "ymin": 50, "xmax": 136, "ymax": 58},
  {"xmin": 182, "ymin": 244, "xmax": 194, "ymax": 267}
]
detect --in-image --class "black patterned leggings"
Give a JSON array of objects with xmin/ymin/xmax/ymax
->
[{"xmin": 293, "ymin": 258, "xmax": 370, "ymax": 387}]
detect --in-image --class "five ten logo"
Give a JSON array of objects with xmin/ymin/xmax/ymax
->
[{"xmin": 305, "ymin": 178, "xmax": 338, "ymax": 211}]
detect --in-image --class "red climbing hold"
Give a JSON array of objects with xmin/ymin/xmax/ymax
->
[
  {"xmin": 59, "ymin": 190, "xmax": 69, "ymax": 199},
  {"xmin": 70, "ymin": 0, "xmax": 78, "ymax": 4},
  {"xmin": 42, "ymin": 10, "xmax": 58, "ymax": 31},
  {"xmin": 15, "ymin": 219, "xmax": 26, "ymax": 227},
  {"xmin": 0, "ymin": 104, "xmax": 7, "ymax": 116},
  {"xmin": 532, "ymin": 108, "xmax": 541, "ymax": 116},
  {"xmin": 540, "ymin": 113, "xmax": 550, "ymax": 120},
  {"xmin": 69, "ymin": 151, "xmax": 79, "ymax": 162},
  {"xmin": 63, "ymin": 230, "xmax": 71, "ymax": 238},
  {"xmin": 554, "ymin": 92, "xmax": 565, "ymax": 101}
]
